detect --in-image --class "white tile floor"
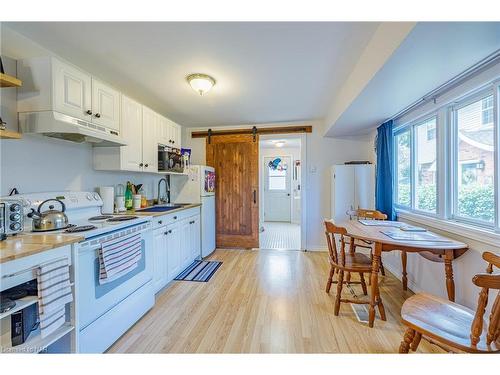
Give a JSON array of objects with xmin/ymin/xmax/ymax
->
[{"xmin": 259, "ymin": 222, "xmax": 301, "ymax": 250}]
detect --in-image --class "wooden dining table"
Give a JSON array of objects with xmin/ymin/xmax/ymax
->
[{"xmin": 338, "ymin": 220, "xmax": 469, "ymax": 328}]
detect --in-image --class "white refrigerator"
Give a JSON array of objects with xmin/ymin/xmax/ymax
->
[
  {"xmin": 331, "ymin": 164, "xmax": 375, "ymax": 223},
  {"xmin": 174, "ymin": 165, "xmax": 216, "ymax": 258}
]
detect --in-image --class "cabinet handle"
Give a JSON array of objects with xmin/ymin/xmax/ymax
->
[
  {"xmin": 253, "ymin": 190, "xmax": 257, "ymax": 204},
  {"xmin": 173, "ymin": 216, "xmax": 177, "ymax": 220},
  {"xmin": 164, "ymin": 231, "xmax": 168, "ymax": 235},
  {"xmin": 94, "ymin": 113, "xmax": 101, "ymax": 118},
  {"xmin": 168, "ymin": 230, "xmax": 172, "ymax": 234},
  {"xmin": 139, "ymin": 163, "xmax": 144, "ymax": 167},
  {"xmin": 144, "ymin": 164, "xmax": 149, "ymax": 168},
  {"xmin": 158, "ymin": 220, "xmax": 163, "ymax": 224},
  {"xmin": 86, "ymin": 110, "xmax": 93, "ymax": 115},
  {"xmin": 189, "ymin": 220, "xmax": 195, "ymax": 224}
]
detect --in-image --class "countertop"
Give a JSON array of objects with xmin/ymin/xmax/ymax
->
[
  {"xmin": 0, "ymin": 233, "xmax": 84, "ymax": 264},
  {"xmin": 120, "ymin": 203, "xmax": 202, "ymax": 218}
]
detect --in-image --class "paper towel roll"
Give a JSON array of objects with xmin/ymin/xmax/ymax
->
[{"xmin": 98, "ymin": 186, "xmax": 115, "ymax": 214}]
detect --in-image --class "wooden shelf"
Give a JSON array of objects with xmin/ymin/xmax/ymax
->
[
  {"xmin": 0, "ymin": 296, "xmax": 38, "ymax": 320},
  {"xmin": 0, "ymin": 129, "xmax": 22, "ymax": 139},
  {"xmin": 0, "ymin": 73, "xmax": 22, "ymax": 88}
]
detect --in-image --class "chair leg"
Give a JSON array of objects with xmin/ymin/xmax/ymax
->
[
  {"xmin": 359, "ymin": 272, "xmax": 367, "ymax": 295},
  {"xmin": 399, "ymin": 328, "xmax": 416, "ymax": 353},
  {"xmin": 379, "ymin": 258, "xmax": 386, "ymax": 276},
  {"xmin": 334, "ymin": 270, "xmax": 344, "ymax": 316},
  {"xmin": 326, "ymin": 266, "xmax": 335, "ymax": 293},
  {"xmin": 410, "ymin": 332, "xmax": 422, "ymax": 352}
]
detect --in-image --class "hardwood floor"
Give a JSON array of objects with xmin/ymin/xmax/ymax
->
[{"xmin": 108, "ymin": 249, "xmax": 443, "ymax": 353}]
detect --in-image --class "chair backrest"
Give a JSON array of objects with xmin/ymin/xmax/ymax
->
[
  {"xmin": 470, "ymin": 251, "xmax": 500, "ymax": 347},
  {"xmin": 355, "ymin": 208, "xmax": 387, "ymax": 221},
  {"xmin": 324, "ymin": 220, "xmax": 350, "ymax": 266}
]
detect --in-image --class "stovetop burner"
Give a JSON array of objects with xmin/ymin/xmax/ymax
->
[
  {"xmin": 65, "ymin": 225, "xmax": 98, "ymax": 233},
  {"xmin": 88, "ymin": 215, "xmax": 114, "ymax": 221},
  {"xmin": 107, "ymin": 215, "xmax": 138, "ymax": 222},
  {"xmin": 32, "ymin": 224, "xmax": 76, "ymax": 233}
]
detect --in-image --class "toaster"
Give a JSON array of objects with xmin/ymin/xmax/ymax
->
[{"xmin": 0, "ymin": 199, "xmax": 24, "ymax": 239}]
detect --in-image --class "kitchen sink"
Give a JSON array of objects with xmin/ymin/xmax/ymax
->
[{"xmin": 136, "ymin": 204, "xmax": 188, "ymax": 213}]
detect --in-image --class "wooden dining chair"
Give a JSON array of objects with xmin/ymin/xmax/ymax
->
[
  {"xmin": 324, "ymin": 220, "xmax": 385, "ymax": 322},
  {"xmin": 399, "ymin": 251, "xmax": 500, "ymax": 353},
  {"xmin": 348, "ymin": 208, "xmax": 388, "ymax": 276}
]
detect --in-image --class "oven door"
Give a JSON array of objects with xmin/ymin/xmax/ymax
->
[{"xmin": 76, "ymin": 226, "xmax": 153, "ymax": 330}]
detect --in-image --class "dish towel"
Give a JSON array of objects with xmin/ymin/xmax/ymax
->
[
  {"xmin": 98, "ymin": 232, "xmax": 142, "ymax": 285},
  {"xmin": 37, "ymin": 258, "xmax": 73, "ymax": 338}
]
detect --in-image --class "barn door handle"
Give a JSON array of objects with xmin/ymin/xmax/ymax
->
[{"xmin": 253, "ymin": 190, "xmax": 256, "ymax": 204}]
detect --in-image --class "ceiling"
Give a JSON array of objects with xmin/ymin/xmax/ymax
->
[
  {"xmin": 3, "ymin": 22, "xmax": 379, "ymax": 128},
  {"xmin": 326, "ymin": 22, "xmax": 500, "ymax": 136}
]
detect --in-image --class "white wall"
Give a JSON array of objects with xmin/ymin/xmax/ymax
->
[{"xmin": 182, "ymin": 122, "xmax": 375, "ymax": 250}]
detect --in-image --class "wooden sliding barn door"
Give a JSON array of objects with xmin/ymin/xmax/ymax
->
[{"xmin": 206, "ymin": 134, "xmax": 259, "ymax": 249}]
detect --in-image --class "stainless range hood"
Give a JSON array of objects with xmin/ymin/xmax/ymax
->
[{"xmin": 19, "ymin": 111, "xmax": 127, "ymax": 147}]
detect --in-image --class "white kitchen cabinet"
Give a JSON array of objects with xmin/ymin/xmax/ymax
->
[
  {"xmin": 156, "ymin": 115, "xmax": 182, "ymax": 148},
  {"xmin": 166, "ymin": 223, "xmax": 181, "ymax": 281},
  {"xmin": 91, "ymin": 78, "xmax": 120, "ymax": 131},
  {"xmin": 190, "ymin": 215, "xmax": 201, "ymax": 261},
  {"xmin": 179, "ymin": 218, "xmax": 192, "ymax": 270},
  {"xmin": 17, "ymin": 57, "xmax": 121, "ymax": 134},
  {"xmin": 152, "ymin": 227, "xmax": 168, "ymax": 293},
  {"xmin": 142, "ymin": 106, "xmax": 158, "ymax": 172},
  {"xmin": 53, "ymin": 58, "xmax": 92, "ymax": 121},
  {"xmin": 150, "ymin": 208, "xmax": 201, "ymax": 292},
  {"xmin": 94, "ymin": 98, "xmax": 163, "ymax": 172}
]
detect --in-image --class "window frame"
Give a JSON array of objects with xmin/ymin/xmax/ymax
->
[
  {"xmin": 393, "ymin": 128, "xmax": 412, "ymax": 209},
  {"xmin": 393, "ymin": 114, "xmax": 439, "ymax": 217},
  {"xmin": 393, "ymin": 76, "xmax": 500, "ymax": 236},
  {"xmin": 450, "ymin": 88, "xmax": 497, "ymax": 229}
]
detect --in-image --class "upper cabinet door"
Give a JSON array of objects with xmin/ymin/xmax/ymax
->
[
  {"xmin": 120, "ymin": 95, "xmax": 143, "ymax": 171},
  {"xmin": 91, "ymin": 78, "xmax": 120, "ymax": 131},
  {"xmin": 170, "ymin": 121, "xmax": 182, "ymax": 148},
  {"xmin": 142, "ymin": 106, "xmax": 159, "ymax": 172},
  {"xmin": 156, "ymin": 114, "xmax": 169, "ymax": 146},
  {"xmin": 53, "ymin": 59, "xmax": 92, "ymax": 121}
]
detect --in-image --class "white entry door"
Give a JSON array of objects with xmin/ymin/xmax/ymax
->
[{"xmin": 264, "ymin": 156, "xmax": 292, "ymax": 222}]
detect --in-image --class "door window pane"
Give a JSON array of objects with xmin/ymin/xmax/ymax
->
[
  {"xmin": 456, "ymin": 95, "xmax": 495, "ymax": 223},
  {"xmin": 396, "ymin": 131, "xmax": 411, "ymax": 206},
  {"xmin": 416, "ymin": 118, "xmax": 437, "ymax": 212},
  {"xmin": 268, "ymin": 166, "xmax": 287, "ymax": 190}
]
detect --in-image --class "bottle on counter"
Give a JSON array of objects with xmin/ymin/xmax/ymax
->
[
  {"xmin": 125, "ymin": 181, "xmax": 133, "ymax": 210},
  {"xmin": 139, "ymin": 187, "xmax": 148, "ymax": 208}
]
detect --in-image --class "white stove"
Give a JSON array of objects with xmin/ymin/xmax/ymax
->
[
  {"xmin": 3, "ymin": 191, "xmax": 155, "ymax": 353},
  {"xmin": 5, "ymin": 191, "xmax": 151, "ymax": 239}
]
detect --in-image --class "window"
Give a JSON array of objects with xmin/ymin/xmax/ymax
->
[
  {"xmin": 416, "ymin": 118, "xmax": 437, "ymax": 212},
  {"xmin": 393, "ymin": 78, "xmax": 499, "ymax": 233},
  {"xmin": 426, "ymin": 122, "xmax": 436, "ymax": 140},
  {"xmin": 454, "ymin": 94, "xmax": 495, "ymax": 224},
  {"xmin": 395, "ymin": 130, "xmax": 411, "ymax": 207},
  {"xmin": 268, "ymin": 167, "xmax": 287, "ymax": 190},
  {"xmin": 482, "ymin": 96, "xmax": 494, "ymax": 125}
]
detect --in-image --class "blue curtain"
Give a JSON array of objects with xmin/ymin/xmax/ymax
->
[{"xmin": 375, "ymin": 120, "xmax": 395, "ymax": 220}]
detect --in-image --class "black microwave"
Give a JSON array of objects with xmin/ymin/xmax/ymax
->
[{"xmin": 158, "ymin": 146, "xmax": 184, "ymax": 173}]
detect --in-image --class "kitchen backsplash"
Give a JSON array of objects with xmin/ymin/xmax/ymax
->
[{"xmin": 0, "ymin": 134, "xmax": 186, "ymax": 198}]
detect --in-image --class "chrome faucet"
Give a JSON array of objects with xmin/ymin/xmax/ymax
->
[{"xmin": 157, "ymin": 178, "xmax": 170, "ymax": 204}]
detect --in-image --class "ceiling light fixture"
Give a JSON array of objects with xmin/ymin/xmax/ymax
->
[
  {"xmin": 274, "ymin": 141, "xmax": 286, "ymax": 148},
  {"xmin": 187, "ymin": 73, "xmax": 216, "ymax": 96}
]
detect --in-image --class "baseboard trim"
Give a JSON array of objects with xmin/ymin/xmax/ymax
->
[{"xmin": 305, "ymin": 246, "xmax": 328, "ymax": 252}]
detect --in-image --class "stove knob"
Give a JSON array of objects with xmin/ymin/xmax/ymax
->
[
  {"xmin": 10, "ymin": 204, "xmax": 21, "ymax": 212},
  {"xmin": 10, "ymin": 222, "xmax": 21, "ymax": 231},
  {"xmin": 93, "ymin": 193, "xmax": 100, "ymax": 200},
  {"xmin": 86, "ymin": 193, "xmax": 92, "ymax": 201},
  {"xmin": 10, "ymin": 213, "xmax": 21, "ymax": 221}
]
